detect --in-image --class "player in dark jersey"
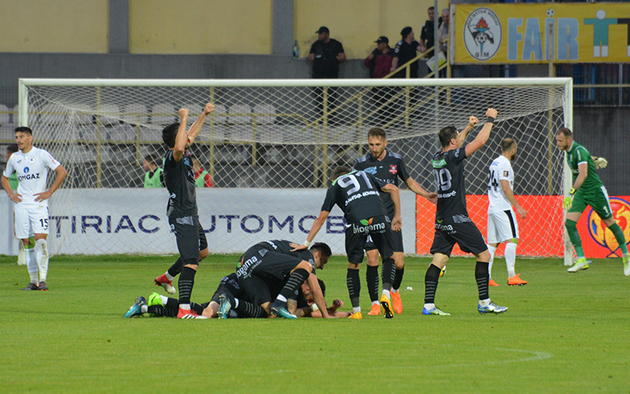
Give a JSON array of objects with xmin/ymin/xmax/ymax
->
[
  {"xmin": 297, "ymin": 166, "xmax": 402, "ymax": 319},
  {"xmin": 354, "ymin": 127, "xmax": 437, "ymax": 316},
  {"xmin": 154, "ymin": 103, "xmax": 216, "ymax": 319},
  {"xmin": 235, "ymin": 239, "xmax": 332, "ymax": 319},
  {"xmin": 424, "ymin": 108, "xmax": 508, "ymax": 316}
]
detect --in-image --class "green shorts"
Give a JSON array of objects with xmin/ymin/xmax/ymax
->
[{"xmin": 568, "ymin": 186, "xmax": 613, "ymax": 220}]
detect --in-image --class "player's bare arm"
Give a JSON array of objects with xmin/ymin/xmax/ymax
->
[
  {"xmin": 456, "ymin": 115, "xmax": 479, "ymax": 146},
  {"xmin": 34, "ymin": 165, "xmax": 67, "ymax": 202},
  {"xmin": 172, "ymin": 109, "xmax": 189, "ymax": 162},
  {"xmin": 500, "ymin": 179, "xmax": 526, "ymax": 219},
  {"xmin": 307, "ymin": 272, "xmax": 331, "ymax": 318},
  {"xmin": 293, "ymin": 210, "xmax": 330, "ymax": 251},
  {"xmin": 1, "ymin": 175, "xmax": 22, "ymax": 203},
  {"xmin": 186, "ymin": 103, "xmax": 215, "ymax": 145},
  {"xmin": 405, "ymin": 177, "xmax": 438, "ymax": 204},
  {"xmin": 571, "ymin": 163, "xmax": 588, "ymax": 191},
  {"xmin": 465, "ymin": 109, "xmax": 497, "ymax": 157},
  {"xmin": 382, "ymin": 183, "xmax": 402, "ymax": 231}
]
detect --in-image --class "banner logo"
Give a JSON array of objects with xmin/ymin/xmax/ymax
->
[
  {"xmin": 464, "ymin": 8, "xmax": 502, "ymax": 61},
  {"xmin": 587, "ymin": 197, "xmax": 630, "ymax": 257}
]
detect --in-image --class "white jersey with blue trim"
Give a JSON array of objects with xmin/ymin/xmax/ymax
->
[{"xmin": 3, "ymin": 147, "xmax": 60, "ymax": 206}]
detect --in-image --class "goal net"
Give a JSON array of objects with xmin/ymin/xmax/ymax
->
[{"xmin": 16, "ymin": 78, "xmax": 572, "ymax": 261}]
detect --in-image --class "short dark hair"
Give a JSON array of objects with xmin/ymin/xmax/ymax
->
[
  {"xmin": 144, "ymin": 154, "xmax": 157, "ymax": 166},
  {"xmin": 438, "ymin": 126, "xmax": 458, "ymax": 148},
  {"xmin": 15, "ymin": 126, "xmax": 33, "ymax": 136},
  {"xmin": 310, "ymin": 242, "xmax": 332, "ymax": 260},
  {"xmin": 331, "ymin": 166, "xmax": 350, "ymax": 180},
  {"xmin": 557, "ymin": 127, "xmax": 572, "ymax": 138},
  {"xmin": 317, "ymin": 278, "xmax": 326, "ymax": 297},
  {"xmin": 501, "ymin": 138, "xmax": 516, "ymax": 153},
  {"xmin": 162, "ymin": 122, "xmax": 180, "ymax": 148},
  {"xmin": 401, "ymin": 26, "xmax": 412, "ymax": 38},
  {"xmin": 367, "ymin": 127, "xmax": 386, "ymax": 140},
  {"xmin": 428, "ymin": 6, "xmax": 434, "ymax": 11},
  {"xmin": 7, "ymin": 144, "xmax": 18, "ymax": 154}
]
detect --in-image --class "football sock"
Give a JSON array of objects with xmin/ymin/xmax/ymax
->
[
  {"xmin": 393, "ymin": 266, "xmax": 405, "ymax": 292},
  {"xmin": 608, "ymin": 223, "xmax": 629, "ymax": 254},
  {"xmin": 381, "ymin": 257, "xmax": 395, "ymax": 291},
  {"xmin": 475, "ymin": 261, "xmax": 490, "ymax": 301},
  {"xmin": 148, "ymin": 305, "xmax": 177, "ymax": 317},
  {"xmin": 347, "ymin": 268, "xmax": 361, "ymax": 308},
  {"xmin": 25, "ymin": 247, "xmax": 38, "ymax": 283},
  {"xmin": 424, "ymin": 264, "xmax": 442, "ymax": 304},
  {"xmin": 505, "ymin": 242, "xmax": 517, "ymax": 278},
  {"xmin": 382, "ymin": 289, "xmax": 391, "ymax": 299},
  {"xmin": 191, "ymin": 302, "xmax": 205, "ymax": 315},
  {"xmin": 178, "ymin": 266, "xmax": 197, "ymax": 307},
  {"xmin": 17, "ymin": 241, "xmax": 25, "ymax": 265},
  {"xmin": 279, "ymin": 268, "xmax": 309, "ymax": 302},
  {"xmin": 234, "ymin": 299, "xmax": 267, "ymax": 318},
  {"xmin": 487, "ymin": 245, "xmax": 497, "ymax": 279},
  {"xmin": 166, "ymin": 257, "xmax": 183, "ymax": 279},
  {"xmin": 165, "ymin": 297, "xmax": 178, "ymax": 309},
  {"xmin": 140, "ymin": 305, "xmax": 149, "ymax": 314},
  {"xmin": 565, "ymin": 219, "xmax": 584, "ymax": 258},
  {"xmin": 35, "ymin": 239, "xmax": 49, "ymax": 282},
  {"xmin": 366, "ymin": 265, "xmax": 379, "ymax": 302}
]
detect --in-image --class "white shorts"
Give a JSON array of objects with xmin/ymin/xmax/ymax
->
[
  {"xmin": 487, "ymin": 209, "xmax": 519, "ymax": 244},
  {"xmin": 14, "ymin": 204, "xmax": 49, "ymax": 239}
]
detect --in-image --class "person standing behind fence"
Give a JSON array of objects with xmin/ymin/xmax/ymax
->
[
  {"xmin": 364, "ymin": 36, "xmax": 395, "ymax": 122},
  {"xmin": 143, "ymin": 154, "xmax": 163, "ymax": 188},
  {"xmin": 390, "ymin": 27, "xmax": 425, "ymax": 79},
  {"xmin": 192, "ymin": 156, "xmax": 213, "ymax": 188},
  {"xmin": 420, "ymin": 7, "xmax": 437, "ymax": 73}
]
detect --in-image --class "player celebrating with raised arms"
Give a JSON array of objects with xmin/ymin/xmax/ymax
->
[
  {"xmin": 487, "ymin": 138, "xmax": 527, "ymax": 286},
  {"xmin": 556, "ymin": 127, "xmax": 629, "ymax": 274},
  {"xmin": 424, "ymin": 109, "xmax": 508, "ymax": 316},
  {"xmin": 2, "ymin": 127, "xmax": 67, "ymax": 290},
  {"xmin": 296, "ymin": 165, "xmax": 402, "ymax": 319}
]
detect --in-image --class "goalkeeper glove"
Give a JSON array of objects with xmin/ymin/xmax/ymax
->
[
  {"xmin": 592, "ymin": 156, "xmax": 608, "ymax": 169},
  {"xmin": 563, "ymin": 188, "xmax": 576, "ymax": 209}
]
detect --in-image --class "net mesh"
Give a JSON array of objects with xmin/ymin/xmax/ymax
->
[{"xmin": 20, "ymin": 79, "xmax": 568, "ymax": 256}]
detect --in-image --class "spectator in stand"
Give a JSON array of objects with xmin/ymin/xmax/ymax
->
[
  {"xmin": 143, "ymin": 154, "xmax": 163, "ymax": 188},
  {"xmin": 364, "ymin": 36, "xmax": 395, "ymax": 122},
  {"xmin": 192, "ymin": 157, "xmax": 213, "ymax": 188},
  {"xmin": 390, "ymin": 27, "xmax": 425, "ymax": 78},
  {"xmin": 437, "ymin": 9, "xmax": 450, "ymax": 55},
  {"xmin": 364, "ymin": 36, "xmax": 393, "ymax": 79},
  {"xmin": 420, "ymin": 7, "xmax": 437, "ymax": 72},
  {"xmin": 308, "ymin": 26, "xmax": 346, "ymax": 125}
]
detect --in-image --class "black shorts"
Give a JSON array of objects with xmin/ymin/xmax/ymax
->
[
  {"xmin": 365, "ymin": 229, "xmax": 403, "ymax": 253},
  {"xmin": 169, "ymin": 216, "xmax": 207, "ymax": 265},
  {"xmin": 346, "ymin": 215, "xmax": 395, "ymax": 265},
  {"xmin": 429, "ymin": 220, "xmax": 488, "ymax": 256},
  {"xmin": 236, "ymin": 247, "xmax": 304, "ymax": 306},
  {"xmin": 210, "ymin": 274, "xmax": 248, "ymax": 304}
]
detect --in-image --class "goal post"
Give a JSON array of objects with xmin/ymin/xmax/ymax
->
[{"xmin": 15, "ymin": 77, "xmax": 572, "ymax": 261}]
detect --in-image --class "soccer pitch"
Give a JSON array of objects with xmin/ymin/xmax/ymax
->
[{"xmin": 1, "ymin": 254, "xmax": 628, "ymax": 393}]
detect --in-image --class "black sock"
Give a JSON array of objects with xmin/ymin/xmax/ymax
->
[
  {"xmin": 165, "ymin": 297, "xmax": 178, "ymax": 309},
  {"xmin": 424, "ymin": 264, "xmax": 442, "ymax": 304},
  {"xmin": 279, "ymin": 268, "xmax": 309, "ymax": 302},
  {"xmin": 366, "ymin": 265, "xmax": 379, "ymax": 302},
  {"xmin": 393, "ymin": 267, "xmax": 405, "ymax": 291},
  {"xmin": 178, "ymin": 266, "xmax": 197, "ymax": 305},
  {"xmin": 347, "ymin": 268, "xmax": 361, "ymax": 308},
  {"xmin": 167, "ymin": 257, "xmax": 183, "ymax": 278},
  {"xmin": 234, "ymin": 299, "xmax": 268, "ymax": 318},
  {"xmin": 148, "ymin": 305, "xmax": 178, "ymax": 317},
  {"xmin": 381, "ymin": 258, "xmax": 395, "ymax": 291},
  {"xmin": 191, "ymin": 302, "xmax": 205, "ymax": 315},
  {"xmin": 475, "ymin": 261, "xmax": 490, "ymax": 300}
]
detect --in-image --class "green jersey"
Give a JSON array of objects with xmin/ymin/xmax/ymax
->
[
  {"xmin": 566, "ymin": 141, "xmax": 604, "ymax": 195},
  {"xmin": 144, "ymin": 168, "xmax": 163, "ymax": 188}
]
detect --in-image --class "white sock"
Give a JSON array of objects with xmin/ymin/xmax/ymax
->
[
  {"xmin": 17, "ymin": 241, "xmax": 26, "ymax": 265},
  {"xmin": 25, "ymin": 248, "xmax": 38, "ymax": 283},
  {"xmin": 165, "ymin": 272, "xmax": 175, "ymax": 281},
  {"xmin": 382, "ymin": 289, "xmax": 390, "ymax": 299},
  {"xmin": 391, "ymin": 288, "xmax": 399, "ymax": 294},
  {"xmin": 180, "ymin": 304, "xmax": 190, "ymax": 310},
  {"xmin": 505, "ymin": 242, "xmax": 517, "ymax": 278},
  {"xmin": 479, "ymin": 298, "xmax": 490, "ymax": 307},
  {"xmin": 424, "ymin": 303, "xmax": 435, "ymax": 310},
  {"xmin": 352, "ymin": 306, "xmax": 361, "ymax": 314},
  {"xmin": 140, "ymin": 305, "xmax": 148, "ymax": 313},
  {"xmin": 36, "ymin": 239, "xmax": 49, "ymax": 282},
  {"xmin": 371, "ymin": 300, "xmax": 379, "ymax": 306},
  {"xmin": 160, "ymin": 295, "xmax": 169, "ymax": 305},
  {"xmin": 487, "ymin": 245, "xmax": 497, "ymax": 280},
  {"xmin": 276, "ymin": 294, "xmax": 287, "ymax": 303},
  {"xmin": 234, "ymin": 298, "xmax": 240, "ymax": 308}
]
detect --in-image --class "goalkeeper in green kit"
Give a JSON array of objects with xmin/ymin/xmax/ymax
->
[{"xmin": 556, "ymin": 128, "xmax": 629, "ymax": 275}]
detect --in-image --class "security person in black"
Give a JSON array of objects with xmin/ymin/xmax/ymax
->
[
  {"xmin": 296, "ymin": 166, "xmax": 402, "ymax": 319},
  {"xmin": 161, "ymin": 102, "xmax": 215, "ymax": 319},
  {"xmin": 423, "ymin": 108, "xmax": 508, "ymax": 317},
  {"xmin": 354, "ymin": 128, "xmax": 436, "ymax": 316},
  {"xmin": 390, "ymin": 26, "xmax": 424, "ymax": 78}
]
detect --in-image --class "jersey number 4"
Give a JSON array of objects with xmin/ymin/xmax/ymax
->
[
  {"xmin": 488, "ymin": 170, "xmax": 500, "ymax": 191},
  {"xmin": 338, "ymin": 171, "xmax": 373, "ymax": 195}
]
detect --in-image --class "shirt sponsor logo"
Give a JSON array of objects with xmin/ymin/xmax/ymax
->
[
  {"xmin": 435, "ymin": 222, "xmax": 455, "ymax": 233},
  {"xmin": 352, "ymin": 221, "xmax": 385, "ymax": 234},
  {"xmin": 438, "ymin": 190, "xmax": 457, "ymax": 198},
  {"xmin": 236, "ymin": 255, "xmax": 261, "ymax": 278},
  {"xmin": 363, "ymin": 166, "xmax": 377, "ymax": 174},
  {"xmin": 432, "ymin": 159, "xmax": 446, "ymax": 168},
  {"xmin": 344, "ymin": 190, "xmax": 380, "ymax": 206}
]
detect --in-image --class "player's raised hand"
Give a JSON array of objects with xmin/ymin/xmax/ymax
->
[
  {"xmin": 204, "ymin": 103, "xmax": 215, "ymax": 114},
  {"xmin": 517, "ymin": 207, "xmax": 527, "ymax": 219},
  {"xmin": 486, "ymin": 108, "xmax": 498, "ymax": 119},
  {"xmin": 391, "ymin": 215, "xmax": 402, "ymax": 231},
  {"xmin": 468, "ymin": 116, "xmax": 479, "ymax": 127},
  {"xmin": 178, "ymin": 108, "xmax": 189, "ymax": 118}
]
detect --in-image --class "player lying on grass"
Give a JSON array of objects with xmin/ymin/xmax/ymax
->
[{"xmin": 125, "ymin": 274, "xmax": 349, "ymax": 318}]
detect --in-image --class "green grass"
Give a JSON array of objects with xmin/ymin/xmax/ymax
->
[{"xmin": 1, "ymin": 254, "xmax": 629, "ymax": 393}]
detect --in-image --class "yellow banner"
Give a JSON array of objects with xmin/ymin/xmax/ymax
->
[{"xmin": 453, "ymin": 3, "xmax": 630, "ymax": 64}]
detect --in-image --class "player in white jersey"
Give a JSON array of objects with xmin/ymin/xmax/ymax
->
[
  {"xmin": 1, "ymin": 127, "xmax": 67, "ymax": 290},
  {"xmin": 486, "ymin": 138, "xmax": 527, "ymax": 286}
]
